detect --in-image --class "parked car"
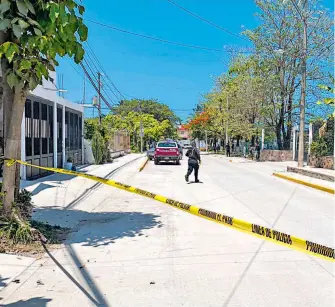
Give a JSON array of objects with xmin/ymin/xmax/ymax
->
[
  {"xmin": 147, "ymin": 146, "xmax": 155, "ymax": 160},
  {"xmin": 154, "ymin": 141, "xmax": 181, "ymax": 165}
]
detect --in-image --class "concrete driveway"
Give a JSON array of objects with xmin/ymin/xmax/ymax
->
[{"xmin": 1, "ymin": 155, "xmax": 334, "ymax": 306}]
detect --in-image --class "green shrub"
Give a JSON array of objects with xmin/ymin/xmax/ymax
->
[
  {"xmin": 311, "ymin": 138, "xmax": 330, "ymax": 157},
  {"xmin": 0, "ymin": 218, "xmax": 33, "ymax": 244},
  {"xmin": 0, "ymin": 183, "xmax": 33, "ymax": 221},
  {"xmin": 91, "ymin": 130, "xmax": 105, "ymax": 164}
]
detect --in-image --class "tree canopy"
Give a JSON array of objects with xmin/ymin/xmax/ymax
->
[{"xmin": 112, "ymin": 99, "xmax": 180, "ymax": 125}]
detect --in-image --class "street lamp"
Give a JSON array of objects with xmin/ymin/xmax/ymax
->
[{"xmin": 283, "ymin": 0, "xmax": 308, "ymax": 167}]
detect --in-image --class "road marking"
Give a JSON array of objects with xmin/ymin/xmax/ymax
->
[
  {"xmin": 6, "ymin": 159, "xmax": 335, "ymax": 262},
  {"xmin": 139, "ymin": 157, "xmax": 149, "ymax": 172},
  {"xmin": 273, "ymin": 172, "xmax": 335, "ymax": 195}
]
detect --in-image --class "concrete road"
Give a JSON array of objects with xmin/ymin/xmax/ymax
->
[{"xmin": 1, "ymin": 155, "xmax": 334, "ymax": 306}]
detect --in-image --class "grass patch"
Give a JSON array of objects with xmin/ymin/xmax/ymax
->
[{"xmin": 0, "ymin": 219, "xmax": 70, "ymax": 257}]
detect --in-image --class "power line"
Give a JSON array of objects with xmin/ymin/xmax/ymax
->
[
  {"xmin": 85, "ymin": 42, "xmax": 127, "ymax": 100},
  {"xmin": 86, "ymin": 19, "xmax": 230, "ymax": 52},
  {"xmin": 165, "ymin": 0, "xmax": 248, "ymax": 41},
  {"xmin": 85, "ymin": 42, "xmax": 119, "ymax": 100},
  {"xmin": 84, "ymin": 48, "xmax": 121, "ymax": 101},
  {"xmin": 80, "ymin": 63, "xmax": 117, "ymax": 110},
  {"xmin": 68, "ymin": 61, "xmax": 83, "ymax": 77}
]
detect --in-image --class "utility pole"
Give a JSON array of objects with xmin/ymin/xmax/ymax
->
[
  {"xmin": 97, "ymin": 72, "xmax": 102, "ymax": 124},
  {"xmin": 139, "ymin": 103, "xmax": 143, "ymax": 153},
  {"xmin": 225, "ymin": 95, "xmax": 229, "ymax": 145},
  {"xmin": 288, "ymin": 0, "xmax": 307, "ymax": 167},
  {"xmin": 82, "ymin": 75, "xmax": 86, "ymax": 105},
  {"xmin": 298, "ymin": 1, "xmax": 307, "ymax": 167}
]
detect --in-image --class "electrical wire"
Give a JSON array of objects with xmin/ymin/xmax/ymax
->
[
  {"xmin": 85, "ymin": 42, "xmax": 127, "ymax": 100},
  {"xmin": 80, "ymin": 62, "xmax": 117, "ymax": 110},
  {"xmin": 165, "ymin": 0, "xmax": 248, "ymax": 41},
  {"xmin": 86, "ymin": 19, "xmax": 231, "ymax": 52}
]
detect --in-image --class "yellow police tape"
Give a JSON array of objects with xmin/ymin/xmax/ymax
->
[{"xmin": 7, "ymin": 159, "xmax": 334, "ymax": 262}]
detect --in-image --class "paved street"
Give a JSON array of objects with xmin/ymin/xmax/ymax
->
[{"xmin": 1, "ymin": 154, "xmax": 334, "ymax": 307}]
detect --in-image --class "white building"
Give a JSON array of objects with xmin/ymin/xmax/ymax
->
[{"xmin": 0, "ymin": 72, "xmax": 84, "ymax": 180}]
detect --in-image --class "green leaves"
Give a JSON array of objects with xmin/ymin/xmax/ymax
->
[
  {"xmin": 16, "ymin": 0, "xmax": 29, "ymax": 16},
  {"xmin": 49, "ymin": 2, "xmax": 59, "ymax": 23},
  {"xmin": 33, "ymin": 27, "xmax": 42, "ymax": 36},
  {"xmin": 78, "ymin": 22, "xmax": 88, "ymax": 41},
  {"xmin": 19, "ymin": 59, "xmax": 31, "ymax": 71},
  {"xmin": 0, "ymin": 18, "xmax": 10, "ymax": 30},
  {"xmin": 0, "ymin": 0, "xmax": 10, "ymax": 15},
  {"xmin": 78, "ymin": 5, "xmax": 85, "ymax": 15},
  {"xmin": 0, "ymin": 42, "xmax": 19, "ymax": 63},
  {"xmin": 24, "ymin": 0, "xmax": 35, "ymax": 14},
  {"xmin": 18, "ymin": 19, "xmax": 29, "ymax": 28},
  {"xmin": 12, "ymin": 23, "xmax": 22, "ymax": 38},
  {"xmin": 0, "ymin": 0, "xmax": 88, "ymax": 93},
  {"xmin": 74, "ymin": 43, "xmax": 84, "ymax": 63},
  {"xmin": 318, "ymin": 84, "xmax": 334, "ymax": 93},
  {"xmin": 6, "ymin": 72, "xmax": 19, "ymax": 89}
]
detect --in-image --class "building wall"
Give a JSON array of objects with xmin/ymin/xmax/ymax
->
[
  {"xmin": 177, "ymin": 126, "xmax": 190, "ymax": 139},
  {"xmin": 0, "ymin": 72, "xmax": 84, "ymax": 180},
  {"xmin": 260, "ymin": 150, "xmax": 293, "ymax": 162},
  {"xmin": 24, "ymin": 96, "xmax": 83, "ymax": 180},
  {"xmin": 308, "ymin": 155, "xmax": 334, "ymax": 170}
]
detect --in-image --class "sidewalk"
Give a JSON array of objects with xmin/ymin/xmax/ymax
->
[
  {"xmin": 210, "ymin": 154, "xmax": 334, "ymax": 194},
  {"xmin": 0, "ymin": 153, "xmax": 145, "ymax": 294}
]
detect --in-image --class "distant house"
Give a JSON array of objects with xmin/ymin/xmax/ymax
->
[
  {"xmin": 0, "ymin": 71, "xmax": 84, "ymax": 180},
  {"xmin": 177, "ymin": 125, "xmax": 190, "ymax": 140}
]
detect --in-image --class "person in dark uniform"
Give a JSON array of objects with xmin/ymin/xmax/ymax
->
[
  {"xmin": 225, "ymin": 142, "xmax": 231, "ymax": 157},
  {"xmin": 256, "ymin": 142, "xmax": 261, "ymax": 161},
  {"xmin": 185, "ymin": 142, "xmax": 201, "ymax": 183}
]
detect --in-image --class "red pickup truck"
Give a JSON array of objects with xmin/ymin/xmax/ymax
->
[{"xmin": 154, "ymin": 141, "xmax": 181, "ymax": 165}]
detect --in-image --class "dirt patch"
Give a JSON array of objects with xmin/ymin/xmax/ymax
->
[{"xmin": 0, "ymin": 221, "xmax": 71, "ymax": 258}]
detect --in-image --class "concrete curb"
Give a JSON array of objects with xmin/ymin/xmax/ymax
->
[
  {"xmin": 138, "ymin": 157, "xmax": 149, "ymax": 172},
  {"xmin": 273, "ymin": 172, "xmax": 335, "ymax": 194}
]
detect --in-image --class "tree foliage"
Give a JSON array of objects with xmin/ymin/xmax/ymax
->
[
  {"xmin": 185, "ymin": 0, "xmax": 333, "ymax": 150},
  {"xmin": 0, "ymin": 0, "xmax": 88, "ymax": 90},
  {"xmin": 113, "ymin": 99, "xmax": 180, "ymax": 124},
  {"xmin": 91, "ymin": 130, "xmax": 105, "ymax": 164},
  {"xmin": 0, "ymin": 0, "xmax": 88, "ymax": 217}
]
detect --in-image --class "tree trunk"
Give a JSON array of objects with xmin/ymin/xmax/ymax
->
[
  {"xmin": 283, "ymin": 80, "xmax": 295, "ymax": 150},
  {"xmin": 2, "ymin": 83, "xmax": 28, "ymax": 217},
  {"xmin": 236, "ymin": 136, "xmax": 240, "ymax": 147},
  {"xmin": 276, "ymin": 124, "xmax": 283, "ymax": 150}
]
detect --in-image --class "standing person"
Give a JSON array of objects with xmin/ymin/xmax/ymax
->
[
  {"xmin": 225, "ymin": 142, "xmax": 231, "ymax": 157},
  {"xmin": 232, "ymin": 142, "xmax": 235, "ymax": 153},
  {"xmin": 256, "ymin": 142, "xmax": 261, "ymax": 161},
  {"xmin": 185, "ymin": 141, "xmax": 201, "ymax": 183}
]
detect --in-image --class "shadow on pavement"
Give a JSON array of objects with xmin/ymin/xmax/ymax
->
[
  {"xmin": 35, "ymin": 208, "xmax": 162, "ymax": 307},
  {"xmin": 33, "ymin": 208, "xmax": 162, "ymax": 247},
  {"xmin": 3, "ymin": 297, "xmax": 52, "ymax": 306},
  {"xmin": 0, "ymin": 275, "xmax": 9, "ymax": 288},
  {"xmin": 30, "ymin": 183, "xmax": 55, "ymax": 196}
]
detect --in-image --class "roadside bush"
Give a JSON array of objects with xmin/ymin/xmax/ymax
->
[
  {"xmin": 311, "ymin": 137, "xmax": 330, "ymax": 157},
  {"xmin": 91, "ymin": 130, "xmax": 105, "ymax": 164},
  {"xmin": 311, "ymin": 115, "xmax": 334, "ymax": 157},
  {"xmin": 0, "ymin": 183, "xmax": 33, "ymax": 221}
]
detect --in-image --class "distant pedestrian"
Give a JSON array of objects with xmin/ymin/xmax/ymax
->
[
  {"xmin": 232, "ymin": 143, "xmax": 235, "ymax": 153},
  {"xmin": 185, "ymin": 141, "xmax": 201, "ymax": 183},
  {"xmin": 225, "ymin": 142, "xmax": 231, "ymax": 157},
  {"xmin": 256, "ymin": 143, "xmax": 261, "ymax": 161},
  {"xmin": 217, "ymin": 143, "xmax": 221, "ymax": 153}
]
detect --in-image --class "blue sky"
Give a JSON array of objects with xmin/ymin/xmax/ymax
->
[{"xmin": 57, "ymin": 0, "xmax": 334, "ymax": 121}]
